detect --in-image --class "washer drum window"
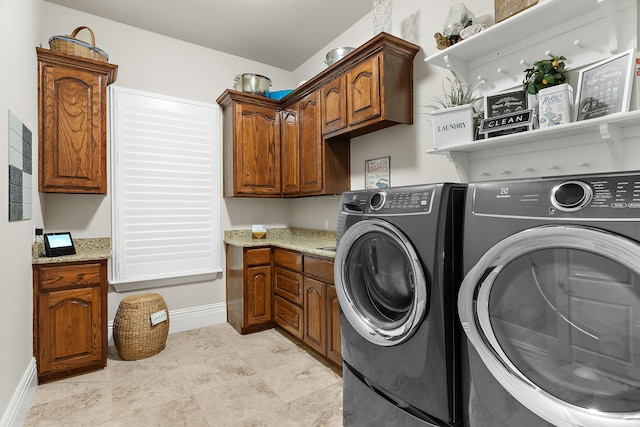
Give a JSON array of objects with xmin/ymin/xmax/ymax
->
[
  {"xmin": 459, "ymin": 225, "xmax": 640, "ymax": 427},
  {"xmin": 335, "ymin": 219, "xmax": 427, "ymax": 346}
]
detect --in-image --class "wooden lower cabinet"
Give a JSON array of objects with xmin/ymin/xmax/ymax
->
[
  {"xmin": 226, "ymin": 245, "xmax": 274, "ymax": 334},
  {"xmin": 326, "ymin": 284, "xmax": 342, "ymax": 365},
  {"xmin": 227, "ymin": 246, "xmax": 341, "ymax": 366},
  {"xmin": 33, "ymin": 260, "xmax": 108, "ymax": 383},
  {"xmin": 303, "ymin": 277, "xmax": 327, "ymax": 355}
]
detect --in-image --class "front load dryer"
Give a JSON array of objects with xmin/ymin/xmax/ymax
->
[
  {"xmin": 335, "ymin": 183, "xmax": 466, "ymax": 426},
  {"xmin": 459, "ymin": 172, "xmax": 640, "ymax": 427}
]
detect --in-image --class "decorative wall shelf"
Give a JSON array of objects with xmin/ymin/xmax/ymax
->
[{"xmin": 423, "ymin": 0, "xmax": 638, "ymax": 182}]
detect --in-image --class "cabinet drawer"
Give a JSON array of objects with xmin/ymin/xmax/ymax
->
[
  {"xmin": 304, "ymin": 256, "xmax": 334, "ymax": 284},
  {"xmin": 37, "ymin": 263, "xmax": 103, "ymax": 291},
  {"xmin": 274, "ymin": 266, "xmax": 304, "ymax": 305},
  {"xmin": 273, "ymin": 248, "xmax": 303, "ymax": 272},
  {"xmin": 274, "ymin": 295, "xmax": 304, "ymax": 340},
  {"xmin": 245, "ymin": 247, "xmax": 271, "ymax": 266}
]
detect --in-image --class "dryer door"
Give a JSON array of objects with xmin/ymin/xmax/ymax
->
[
  {"xmin": 335, "ymin": 218, "xmax": 427, "ymax": 346},
  {"xmin": 459, "ymin": 225, "xmax": 640, "ymax": 427}
]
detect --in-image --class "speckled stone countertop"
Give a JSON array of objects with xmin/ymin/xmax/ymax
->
[
  {"xmin": 32, "ymin": 237, "xmax": 111, "ymax": 265},
  {"xmin": 224, "ymin": 227, "xmax": 337, "ymax": 258}
]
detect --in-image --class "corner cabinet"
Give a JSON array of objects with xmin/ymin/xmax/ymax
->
[
  {"xmin": 33, "ymin": 260, "xmax": 108, "ymax": 383},
  {"xmin": 36, "ymin": 48, "xmax": 118, "ymax": 194},
  {"xmin": 218, "ymin": 32, "xmax": 419, "ymax": 198},
  {"xmin": 423, "ymin": 0, "xmax": 639, "ymax": 182}
]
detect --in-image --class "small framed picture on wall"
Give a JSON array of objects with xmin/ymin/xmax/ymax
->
[
  {"xmin": 365, "ymin": 156, "xmax": 390, "ymax": 189},
  {"xmin": 575, "ymin": 49, "xmax": 635, "ymax": 121}
]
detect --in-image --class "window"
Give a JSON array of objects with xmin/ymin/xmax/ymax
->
[{"xmin": 110, "ymin": 86, "xmax": 221, "ymax": 288}]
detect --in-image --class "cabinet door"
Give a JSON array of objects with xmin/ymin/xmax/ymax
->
[
  {"xmin": 326, "ymin": 284, "xmax": 342, "ymax": 365},
  {"xmin": 321, "ymin": 76, "xmax": 347, "ymax": 135},
  {"xmin": 298, "ymin": 91, "xmax": 323, "ymax": 194},
  {"xmin": 38, "ymin": 286, "xmax": 102, "ymax": 377},
  {"xmin": 245, "ymin": 264, "xmax": 272, "ymax": 326},
  {"xmin": 39, "ymin": 61, "xmax": 108, "ymax": 193},
  {"xmin": 304, "ymin": 277, "xmax": 327, "ymax": 355},
  {"xmin": 235, "ymin": 103, "xmax": 281, "ymax": 195},
  {"xmin": 281, "ymin": 107, "xmax": 300, "ymax": 195},
  {"xmin": 346, "ymin": 54, "xmax": 381, "ymax": 126}
]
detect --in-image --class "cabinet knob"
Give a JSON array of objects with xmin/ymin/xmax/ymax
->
[
  {"xmin": 499, "ymin": 170, "xmax": 511, "ymax": 175},
  {"xmin": 574, "ymin": 39, "xmax": 583, "ymax": 48},
  {"xmin": 578, "ymin": 161, "xmax": 590, "ymax": 167},
  {"xmin": 548, "ymin": 164, "xmax": 560, "ymax": 170},
  {"xmin": 523, "ymin": 167, "xmax": 534, "ymax": 172}
]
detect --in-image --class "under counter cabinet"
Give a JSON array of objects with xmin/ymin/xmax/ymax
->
[
  {"xmin": 36, "ymin": 48, "xmax": 118, "ymax": 194},
  {"xmin": 33, "ymin": 260, "xmax": 108, "ymax": 383},
  {"xmin": 273, "ymin": 249, "xmax": 305, "ymax": 339},
  {"xmin": 217, "ymin": 91, "xmax": 281, "ymax": 197},
  {"xmin": 226, "ymin": 246, "xmax": 274, "ymax": 334},
  {"xmin": 303, "ymin": 255, "xmax": 341, "ymax": 365}
]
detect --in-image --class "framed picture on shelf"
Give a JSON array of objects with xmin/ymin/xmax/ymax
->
[
  {"xmin": 575, "ymin": 49, "xmax": 636, "ymax": 121},
  {"xmin": 365, "ymin": 157, "xmax": 390, "ymax": 189},
  {"xmin": 484, "ymin": 89, "xmax": 530, "ymax": 137}
]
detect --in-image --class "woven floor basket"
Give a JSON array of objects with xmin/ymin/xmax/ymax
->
[
  {"xmin": 48, "ymin": 26, "xmax": 109, "ymax": 62},
  {"xmin": 113, "ymin": 293, "xmax": 169, "ymax": 361}
]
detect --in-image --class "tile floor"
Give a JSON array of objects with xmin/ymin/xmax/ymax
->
[{"xmin": 24, "ymin": 323, "xmax": 343, "ymax": 426}]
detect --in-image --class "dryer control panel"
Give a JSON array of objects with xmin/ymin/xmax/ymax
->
[{"xmin": 472, "ymin": 172, "xmax": 640, "ymax": 219}]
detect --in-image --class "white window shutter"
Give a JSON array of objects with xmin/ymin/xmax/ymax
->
[{"xmin": 110, "ymin": 86, "xmax": 221, "ymax": 286}]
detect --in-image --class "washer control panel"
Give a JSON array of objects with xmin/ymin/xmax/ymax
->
[
  {"xmin": 340, "ymin": 185, "xmax": 435, "ymax": 215},
  {"xmin": 472, "ymin": 173, "xmax": 640, "ymax": 218}
]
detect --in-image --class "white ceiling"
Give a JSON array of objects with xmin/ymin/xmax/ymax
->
[{"xmin": 45, "ymin": 0, "xmax": 373, "ymax": 71}]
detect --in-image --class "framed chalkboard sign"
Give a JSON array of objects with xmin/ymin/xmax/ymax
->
[
  {"xmin": 484, "ymin": 89, "xmax": 529, "ymax": 137},
  {"xmin": 575, "ymin": 49, "xmax": 635, "ymax": 121}
]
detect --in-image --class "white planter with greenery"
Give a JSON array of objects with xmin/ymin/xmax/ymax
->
[
  {"xmin": 428, "ymin": 76, "xmax": 481, "ymax": 149},
  {"xmin": 431, "ymin": 104, "xmax": 475, "ymax": 148}
]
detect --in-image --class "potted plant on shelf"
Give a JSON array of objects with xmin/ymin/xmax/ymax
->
[
  {"xmin": 523, "ymin": 54, "xmax": 573, "ymax": 128},
  {"xmin": 428, "ymin": 76, "xmax": 483, "ymax": 149}
]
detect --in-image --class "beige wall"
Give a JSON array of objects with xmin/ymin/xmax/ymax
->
[{"xmin": 0, "ymin": 0, "xmax": 41, "ymax": 420}]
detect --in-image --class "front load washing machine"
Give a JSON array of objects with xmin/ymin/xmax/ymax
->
[
  {"xmin": 335, "ymin": 183, "xmax": 466, "ymax": 426},
  {"xmin": 459, "ymin": 172, "xmax": 640, "ymax": 427}
]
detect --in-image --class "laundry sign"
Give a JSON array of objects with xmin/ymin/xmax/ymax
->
[
  {"xmin": 431, "ymin": 104, "xmax": 475, "ymax": 149},
  {"xmin": 479, "ymin": 109, "xmax": 534, "ymax": 135}
]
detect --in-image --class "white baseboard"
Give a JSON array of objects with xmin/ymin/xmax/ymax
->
[
  {"xmin": 0, "ymin": 358, "xmax": 37, "ymax": 427},
  {"xmin": 108, "ymin": 302, "xmax": 227, "ymax": 346}
]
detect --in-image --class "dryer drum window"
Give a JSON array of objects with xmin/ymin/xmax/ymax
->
[
  {"xmin": 347, "ymin": 232, "xmax": 414, "ymax": 327},
  {"xmin": 459, "ymin": 225, "xmax": 640, "ymax": 425}
]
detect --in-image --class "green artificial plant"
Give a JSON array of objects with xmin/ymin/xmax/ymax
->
[
  {"xmin": 523, "ymin": 54, "xmax": 569, "ymax": 95},
  {"xmin": 427, "ymin": 76, "xmax": 482, "ymax": 110}
]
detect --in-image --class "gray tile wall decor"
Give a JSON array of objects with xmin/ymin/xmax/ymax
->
[{"xmin": 8, "ymin": 110, "xmax": 32, "ymax": 221}]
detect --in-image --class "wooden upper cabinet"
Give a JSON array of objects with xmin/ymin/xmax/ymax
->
[
  {"xmin": 218, "ymin": 91, "xmax": 281, "ymax": 197},
  {"xmin": 281, "ymin": 106, "xmax": 300, "ymax": 194},
  {"xmin": 217, "ymin": 33, "xmax": 418, "ymax": 198},
  {"xmin": 298, "ymin": 91, "xmax": 323, "ymax": 194},
  {"xmin": 36, "ymin": 48, "xmax": 118, "ymax": 194},
  {"xmin": 347, "ymin": 54, "xmax": 381, "ymax": 126},
  {"xmin": 321, "ymin": 77, "xmax": 347, "ymax": 135}
]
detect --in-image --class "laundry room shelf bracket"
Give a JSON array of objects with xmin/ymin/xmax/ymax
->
[
  {"xmin": 445, "ymin": 151, "xmax": 470, "ymax": 182},
  {"xmin": 599, "ymin": 123, "xmax": 623, "ymax": 170}
]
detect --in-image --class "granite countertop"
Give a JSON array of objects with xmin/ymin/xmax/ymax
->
[
  {"xmin": 32, "ymin": 237, "xmax": 111, "ymax": 265},
  {"xmin": 224, "ymin": 227, "xmax": 337, "ymax": 258}
]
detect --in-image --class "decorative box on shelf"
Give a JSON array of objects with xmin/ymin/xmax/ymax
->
[
  {"xmin": 431, "ymin": 104, "xmax": 475, "ymax": 149},
  {"xmin": 538, "ymin": 83, "xmax": 573, "ymax": 128}
]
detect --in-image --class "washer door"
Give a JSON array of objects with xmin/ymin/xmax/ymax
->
[
  {"xmin": 335, "ymin": 218, "xmax": 427, "ymax": 346},
  {"xmin": 459, "ymin": 225, "xmax": 640, "ymax": 427}
]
